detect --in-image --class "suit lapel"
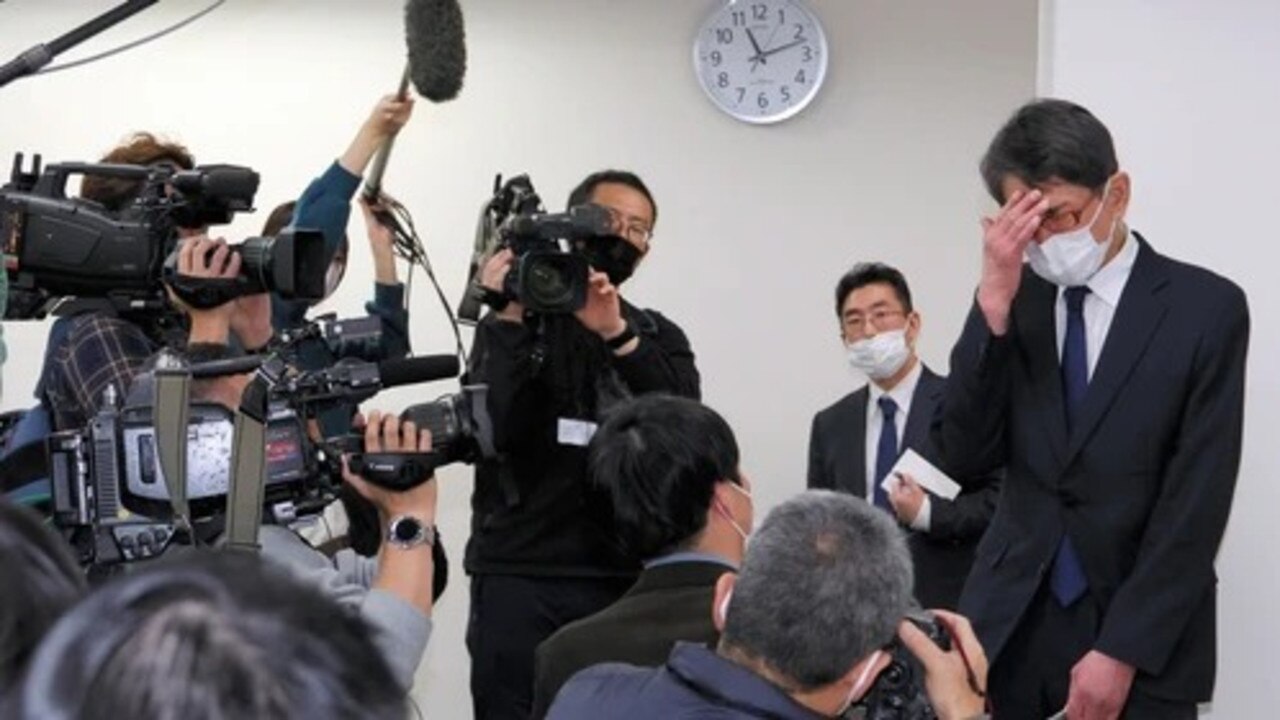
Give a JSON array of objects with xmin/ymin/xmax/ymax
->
[
  {"xmin": 839, "ymin": 389, "xmax": 870, "ymax": 498},
  {"xmin": 1064, "ymin": 236, "xmax": 1170, "ymax": 464},
  {"xmin": 1016, "ymin": 275, "xmax": 1070, "ymax": 465},
  {"xmin": 904, "ymin": 366, "xmax": 943, "ymax": 453}
]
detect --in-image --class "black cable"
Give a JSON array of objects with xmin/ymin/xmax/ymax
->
[
  {"xmin": 37, "ymin": 0, "xmax": 227, "ymax": 75},
  {"xmin": 370, "ymin": 195, "xmax": 469, "ymax": 367}
]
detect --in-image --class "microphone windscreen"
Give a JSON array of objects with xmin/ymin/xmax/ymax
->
[
  {"xmin": 378, "ymin": 354, "xmax": 461, "ymax": 389},
  {"xmin": 405, "ymin": 0, "xmax": 467, "ymax": 102}
]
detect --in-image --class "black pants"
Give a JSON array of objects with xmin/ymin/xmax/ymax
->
[
  {"xmin": 989, "ymin": 583, "xmax": 1197, "ymax": 719},
  {"xmin": 467, "ymin": 573, "xmax": 633, "ymax": 720}
]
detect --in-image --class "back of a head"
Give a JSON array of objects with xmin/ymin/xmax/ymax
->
[
  {"xmin": 80, "ymin": 132, "xmax": 195, "ymax": 212},
  {"xmin": 721, "ymin": 490, "xmax": 913, "ymax": 691},
  {"xmin": 0, "ymin": 500, "xmax": 86, "ymax": 695},
  {"xmin": 590, "ymin": 395, "xmax": 740, "ymax": 559},
  {"xmin": 12, "ymin": 551, "xmax": 405, "ymax": 720},
  {"xmin": 980, "ymin": 98, "xmax": 1118, "ymax": 202}
]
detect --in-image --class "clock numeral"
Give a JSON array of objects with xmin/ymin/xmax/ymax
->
[
  {"xmin": 802, "ymin": 45, "xmax": 814, "ymax": 62},
  {"xmin": 778, "ymin": 8, "xmax": 786, "ymax": 25},
  {"xmin": 716, "ymin": 28, "xmax": 734, "ymax": 45},
  {"xmin": 717, "ymin": 72, "xmax": 730, "ymax": 89},
  {"xmin": 710, "ymin": 50, "xmax": 723, "ymax": 67},
  {"xmin": 731, "ymin": 10, "xmax": 746, "ymax": 27},
  {"xmin": 796, "ymin": 69, "xmax": 807, "ymax": 84},
  {"xmin": 736, "ymin": 87, "xmax": 746, "ymax": 104},
  {"xmin": 752, "ymin": 3, "xmax": 768, "ymax": 21},
  {"xmin": 795, "ymin": 23, "xmax": 806, "ymax": 41},
  {"xmin": 781, "ymin": 86, "xmax": 793, "ymax": 104},
  {"xmin": 757, "ymin": 92, "xmax": 770, "ymax": 110}
]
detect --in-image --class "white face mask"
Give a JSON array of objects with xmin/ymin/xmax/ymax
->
[
  {"xmin": 1025, "ymin": 178, "xmax": 1119, "ymax": 287},
  {"xmin": 845, "ymin": 329, "xmax": 912, "ymax": 381},
  {"xmin": 716, "ymin": 482, "xmax": 753, "ymax": 543},
  {"xmin": 841, "ymin": 649, "xmax": 885, "ymax": 715}
]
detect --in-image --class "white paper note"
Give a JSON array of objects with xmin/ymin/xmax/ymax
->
[{"xmin": 881, "ymin": 448, "xmax": 962, "ymax": 500}]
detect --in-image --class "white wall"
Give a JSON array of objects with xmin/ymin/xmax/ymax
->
[
  {"xmin": 0, "ymin": 1, "xmax": 1036, "ymax": 715},
  {"xmin": 1042, "ymin": 1, "xmax": 1280, "ymax": 716}
]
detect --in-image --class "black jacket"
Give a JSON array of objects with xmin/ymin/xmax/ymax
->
[
  {"xmin": 465, "ymin": 303, "xmax": 700, "ymax": 576},
  {"xmin": 531, "ymin": 559, "xmax": 731, "ymax": 718},
  {"xmin": 807, "ymin": 365, "xmax": 999, "ymax": 609},
  {"xmin": 937, "ymin": 236, "xmax": 1248, "ymax": 702}
]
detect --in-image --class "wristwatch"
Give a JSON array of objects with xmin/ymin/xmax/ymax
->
[
  {"xmin": 386, "ymin": 515, "xmax": 435, "ymax": 549},
  {"xmin": 604, "ymin": 323, "xmax": 638, "ymax": 351}
]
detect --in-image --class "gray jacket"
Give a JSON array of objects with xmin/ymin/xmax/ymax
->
[{"xmin": 258, "ymin": 524, "xmax": 431, "ymax": 690}]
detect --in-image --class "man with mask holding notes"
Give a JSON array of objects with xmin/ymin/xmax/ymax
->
[{"xmin": 808, "ymin": 262, "xmax": 998, "ymax": 611}]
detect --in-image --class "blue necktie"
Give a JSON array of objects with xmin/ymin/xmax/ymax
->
[
  {"xmin": 1051, "ymin": 286, "xmax": 1091, "ymax": 607},
  {"xmin": 873, "ymin": 396, "xmax": 898, "ymax": 511}
]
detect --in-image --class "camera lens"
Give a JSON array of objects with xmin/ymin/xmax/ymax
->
[{"xmin": 524, "ymin": 257, "xmax": 575, "ymax": 308}]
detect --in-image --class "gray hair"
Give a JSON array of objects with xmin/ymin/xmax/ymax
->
[{"xmin": 721, "ymin": 490, "xmax": 914, "ymax": 690}]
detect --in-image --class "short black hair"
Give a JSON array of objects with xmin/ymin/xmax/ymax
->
[
  {"xmin": 566, "ymin": 170, "xmax": 658, "ymax": 227},
  {"xmin": 834, "ymin": 262, "xmax": 913, "ymax": 318},
  {"xmin": 10, "ymin": 551, "xmax": 405, "ymax": 720},
  {"xmin": 981, "ymin": 98, "xmax": 1119, "ymax": 203},
  {"xmin": 589, "ymin": 395, "xmax": 740, "ymax": 559},
  {"xmin": 0, "ymin": 500, "xmax": 86, "ymax": 695}
]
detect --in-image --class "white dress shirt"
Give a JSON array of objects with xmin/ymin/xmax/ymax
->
[
  {"xmin": 1054, "ymin": 230, "xmax": 1140, "ymax": 377},
  {"xmin": 865, "ymin": 360, "xmax": 930, "ymax": 530}
]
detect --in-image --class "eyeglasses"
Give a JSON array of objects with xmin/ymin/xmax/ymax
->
[
  {"xmin": 603, "ymin": 206, "xmax": 654, "ymax": 246},
  {"xmin": 843, "ymin": 309, "xmax": 906, "ymax": 338},
  {"xmin": 1039, "ymin": 192, "xmax": 1106, "ymax": 234}
]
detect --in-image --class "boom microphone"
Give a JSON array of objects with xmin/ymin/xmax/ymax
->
[
  {"xmin": 405, "ymin": 0, "xmax": 467, "ymax": 102},
  {"xmin": 364, "ymin": 0, "xmax": 467, "ymax": 199}
]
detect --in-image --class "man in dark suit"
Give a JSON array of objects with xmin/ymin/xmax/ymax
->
[
  {"xmin": 530, "ymin": 395, "xmax": 751, "ymax": 719},
  {"xmin": 808, "ymin": 263, "xmax": 998, "ymax": 610},
  {"xmin": 938, "ymin": 99, "xmax": 1249, "ymax": 719}
]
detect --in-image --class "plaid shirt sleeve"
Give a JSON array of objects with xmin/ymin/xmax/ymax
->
[{"xmin": 45, "ymin": 314, "xmax": 156, "ymax": 430}]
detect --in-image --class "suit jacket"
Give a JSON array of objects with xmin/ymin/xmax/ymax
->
[
  {"xmin": 530, "ymin": 560, "xmax": 731, "ymax": 719},
  {"xmin": 937, "ymin": 235, "xmax": 1248, "ymax": 702},
  {"xmin": 807, "ymin": 365, "xmax": 999, "ymax": 609}
]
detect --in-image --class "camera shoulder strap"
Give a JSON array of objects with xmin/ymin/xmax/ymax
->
[{"xmin": 152, "ymin": 353, "xmax": 193, "ymax": 532}]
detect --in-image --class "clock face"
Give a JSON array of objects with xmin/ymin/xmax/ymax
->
[{"xmin": 694, "ymin": 0, "xmax": 830, "ymax": 124}]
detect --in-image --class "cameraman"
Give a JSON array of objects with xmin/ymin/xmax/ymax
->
[
  {"xmin": 35, "ymin": 95, "xmax": 412, "ymax": 435},
  {"xmin": 467, "ymin": 170, "xmax": 700, "ymax": 719},
  {"xmin": 547, "ymin": 490, "xmax": 990, "ymax": 720},
  {"xmin": 173, "ymin": 244, "xmax": 438, "ymax": 692}
]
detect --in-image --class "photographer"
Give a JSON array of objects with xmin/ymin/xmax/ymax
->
[
  {"xmin": 467, "ymin": 170, "xmax": 700, "ymax": 719},
  {"xmin": 547, "ymin": 490, "xmax": 990, "ymax": 720},
  {"xmin": 531, "ymin": 395, "xmax": 750, "ymax": 718}
]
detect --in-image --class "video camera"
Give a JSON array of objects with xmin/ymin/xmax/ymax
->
[
  {"xmin": 44, "ymin": 314, "xmax": 467, "ymax": 570},
  {"xmin": 461, "ymin": 174, "xmax": 641, "ymax": 317},
  {"xmin": 2, "ymin": 152, "xmax": 327, "ymax": 319}
]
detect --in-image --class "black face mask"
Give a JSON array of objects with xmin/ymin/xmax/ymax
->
[{"xmin": 578, "ymin": 234, "xmax": 642, "ymax": 286}]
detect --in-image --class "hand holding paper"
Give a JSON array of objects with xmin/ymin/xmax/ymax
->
[{"xmin": 881, "ymin": 448, "xmax": 962, "ymax": 500}]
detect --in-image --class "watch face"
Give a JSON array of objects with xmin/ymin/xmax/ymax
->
[
  {"xmin": 694, "ymin": 0, "xmax": 830, "ymax": 124},
  {"xmin": 391, "ymin": 516, "xmax": 425, "ymax": 545}
]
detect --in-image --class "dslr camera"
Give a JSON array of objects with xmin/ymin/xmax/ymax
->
[{"xmin": 860, "ymin": 612, "xmax": 953, "ymax": 720}]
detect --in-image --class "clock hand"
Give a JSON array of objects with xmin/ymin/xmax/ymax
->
[
  {"xmin": 745, "ymin": 27, "xmax": 768, "ymax": 69},
  {"xmin": 758, "ymin": 36, "xmax": 808, "ymax": 60}
]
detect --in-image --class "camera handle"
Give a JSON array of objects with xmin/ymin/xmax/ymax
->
[{"xmin": 0, "ymin": 1, "xmax": 159, "ymax": 88}]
